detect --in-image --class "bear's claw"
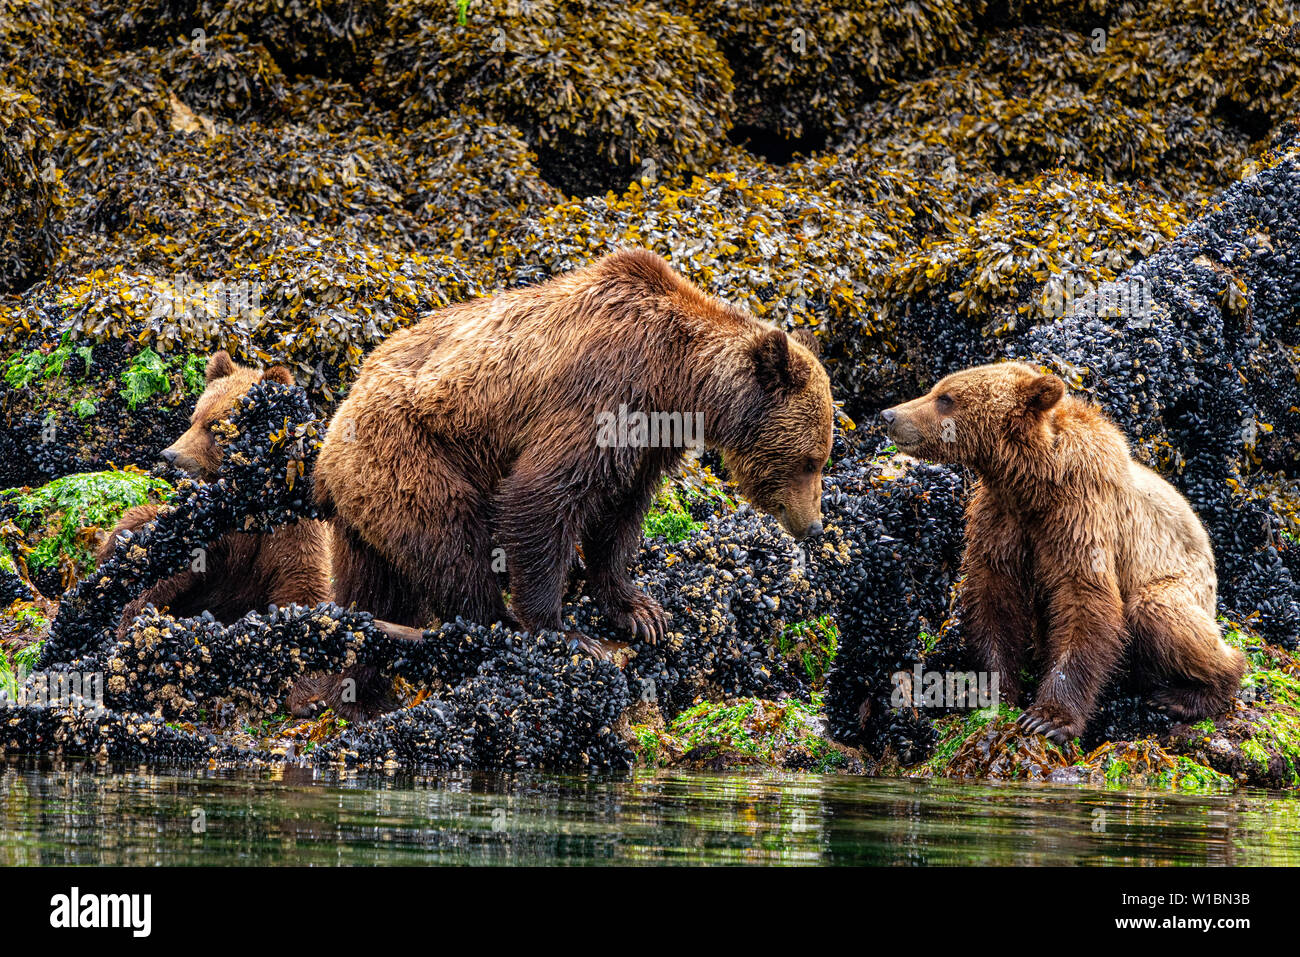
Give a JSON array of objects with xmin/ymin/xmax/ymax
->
[
  {"xmin": 565, "ymin": 631, "xmax": 635, "ymax": 667},
  {"xmin": 609, "ymin": 592, "xmax": 669, "ymax": 645},
  {"xmin": 1016, "ymin": 706, "xmax": 1078, "ymax": 746},
  {"xmin": 629, "ymin": 604, "xmax": 668, "ymax": 645},
  {"xmin": 290, "ymin": 696, "xmax": 327, "ymax": 719}
]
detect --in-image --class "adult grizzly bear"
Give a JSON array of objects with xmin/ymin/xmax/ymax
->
[
  {"xmin": 315, "ymin": 248, "xmax": 833, "ymax": 653},
  {"xmin": 882, "ymin": 361, "xmax": 1246, "ymax": 743},
  {"xmin": 98, "ymin": 351, "xmax": 333, "ymax": 638}
]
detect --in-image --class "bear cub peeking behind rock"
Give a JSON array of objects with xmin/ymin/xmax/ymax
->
[
  {"xmin": 315, "ymin": 248, "xmax": 834, "ymax": 656},
  {"xmin": 883, "ymin": 361, "xmax": 1246, "ymax": 744},
  {"xmin": 98, "ymin": 351, "xmax": 333, "ymax": 638}
]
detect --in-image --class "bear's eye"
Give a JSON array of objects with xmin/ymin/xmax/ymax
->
[
  {"xmin": 804, "ymin": 459, "xmax": 822, "ymax": 475},
  {"xmin": 936, "ymin": 393, "xmax": 955, "ymax": 411}
]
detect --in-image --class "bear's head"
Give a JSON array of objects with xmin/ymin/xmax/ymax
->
[
  {"xmin": 161, "ymin": 350, "xmax": 295, "ymax": 480},
  {"xmin": 880, "ymin": 361, "xmax": 1065, "ymax": 474},
  {"xmin": 723, "ymin": 328, "xmax": 833, "ymax": 541}
]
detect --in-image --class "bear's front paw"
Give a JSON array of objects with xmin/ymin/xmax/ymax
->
[
  {"xmin": 564, "ymin": 630, "xmax": 635, "ymax": 667},
  {"xmin": 287, "ymin": 676, "xmax": 334, "ymax": 719},
  {"xmin": 608, "ymin": 591, "xmax": 669, "ymax": 645},
  {"xmin": 287, "ymin": 669, "xmax": 393, "ymax": 722},
  {"xmin": 1147, "ymin": 686, "xmax": 1226, "ymax": 722},
  {"xmin": 1016, "ymin": 703, "xmax": 1083, "ymax": 746}
]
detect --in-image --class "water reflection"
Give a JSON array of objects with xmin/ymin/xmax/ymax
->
[{"xmin": 2, "ymin": 760, "xmax": 1298, "ymax": 865}]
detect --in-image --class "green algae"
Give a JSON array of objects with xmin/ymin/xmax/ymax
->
[
  {"xmin": 11, "ymin": 605, "xmax": 46, "ymax": 633},
  {"xmin": 642, "ymin": 482, "xmax": 703, "ymax": 544},
  {"xmin": 1092, "ymin": 747, "xmax": 1233, "ymax": 793},
  {"xmin": 0, "ymin": 469, "xmax": 173, "ymax": 585},
  {"xmin": 3, "ymin": 335, "xmax": 92, "ymax": 391},
  {"xmin": 1239, "ymin": 669, "xmax": 1300, "ymax": 784},
  {"xmin": 1, "ymin": 334, "xmax": 206, "ymax": 427},
  {"xmin": 0, "ymin": 637, "xmax": 42, "ymax": 702},
  {"xmin": 921, "ymin": 703, "xmax": 1019, "ymax": 777},
  {"xmin": 1163, "ymin": 758, "xmax": 1236, "ymax": 793},
  {"xmin": 1223, "ymin": 621, "xmax": 1272, "ymax": 669},
  {"xmin": 631, "ymin": 693, "xmax": 856, "ymax": 773},
  {"xmin": 642, "ymin": 467, "xmax": 748, "ymax": 543},
  {"xmin": 181, "ymin": 353, "xmax": 207, "ymax": 396},
  {"xmin": 119, "ymin": 347, "xmax": 174, "ymax": 410},
  {"xmin": 631, "ymin": 723, "xmax": 666, "ymax": 767},
  {"xmin": 776, "ymin": 615, "xmax": 839, "ymax": 690},
  {"xmin": 922, "ymin": 704, "xmax": 1232, "ymax": 792}
]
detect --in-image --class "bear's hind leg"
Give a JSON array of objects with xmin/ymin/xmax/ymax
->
[
  {"xmin": 497, "ymin": 460, "xmax": 589, "ymax": 639},
  {"xmin": 332, "ymin": 508, "xmax": 509, "ymax": 630},
  {"xmin": 1127, "ymin": 582, "xmax": 1247, "ymax": 721},
  {"xmin": 409, "ymin": 488, "xmax": 512, "ymax": 628},
  {"xmin": 331, "ymin": 523, "xmax": 426, "ymax": 626}
]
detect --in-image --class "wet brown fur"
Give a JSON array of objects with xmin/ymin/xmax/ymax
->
[
  {"xmin": 314, "ymin": 248, "xmax": 834, "ymax": 642},
  {"xmin": 884, "ymin": 361, "xmax": 1246, "ymax": 743}
]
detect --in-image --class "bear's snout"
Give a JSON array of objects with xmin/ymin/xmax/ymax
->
[
  {"xmin": 160, "ymin": 431, "xmax": 218, "ymax": 479},
  {"xmin": 161, "ymin": 447, "xmax": 202, "ymax": 476},
  {"xmin": 779, "ymin": 506, "xmax": 823, "ymax": 541},
  {"xmin": 881, "ymin": 405, "xmax": 925, "ymax": 451}
]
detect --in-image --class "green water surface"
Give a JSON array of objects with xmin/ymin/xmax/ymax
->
[{"xmin": 2, "ymin": 761, "xmax": 1299, "ymax": 865}]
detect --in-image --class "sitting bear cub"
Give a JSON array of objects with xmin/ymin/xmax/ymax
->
[
  {"xmin": 99, "ymin": 351, "xmax": 424, "ymax": 720},
  {"xmin": 98, "ymin": 351, "xmax": 333, "ymax": 637},
  {"xmin": 883, "ymin": 361, "xmax": 1246, "ymax": 744}
]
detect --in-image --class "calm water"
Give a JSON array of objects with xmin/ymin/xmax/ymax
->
[{"xmin": 2, "ymin": 760, "xmax": 1299, "ymax": 865}]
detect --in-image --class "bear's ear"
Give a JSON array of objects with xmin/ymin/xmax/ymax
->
[
  {"xmin": 752, "ymin": 328, "xmax": 810, "ymax": 396},
  {"xmin": 1022, "ymin": 373, "xmax": 1065, "ymax": 416},
  {"xmin": 789, "ymin": 327, "xmax": 822, "ymax": 359},
  {"xmin": 205, "ymin": 350, "xmax": 235, "ymax": 383},
  {"xmin": 262, "ymin": 365, "xmax": 294, "ymax": 386}
]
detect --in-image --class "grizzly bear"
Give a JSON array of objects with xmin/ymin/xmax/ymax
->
[
  {"xmin": 98, "ymin": 351, "xmax": 333, "ymax": 638},
  {"xmin": 314, "ymin": 248, "xmax": 833, "ymax": 654},
  {"xmin": 882, "ymin": 361, "xmax": 1246, "ymax": 743}
]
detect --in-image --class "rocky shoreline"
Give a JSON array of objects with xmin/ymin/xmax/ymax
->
[{"xmin": 3, "ymin": 1, "xmax": 1300, "ymax": 790}]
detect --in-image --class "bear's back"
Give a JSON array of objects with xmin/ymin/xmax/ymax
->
[
  {"xmin": 350, "ymin": 266, "xmax": 724, "ymax": 445},
  {"xmin": 1115, "ymin": 460, "xmax": 1217, "ymax": 610}
]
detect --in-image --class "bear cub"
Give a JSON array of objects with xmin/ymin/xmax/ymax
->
[
  {"xmin": 883, "ymin": 361, "xmax": 1246, "ymax": 743},
  {"xmin": 98, "ymin": 351, "xmax": 333, "ymax": 638}
]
